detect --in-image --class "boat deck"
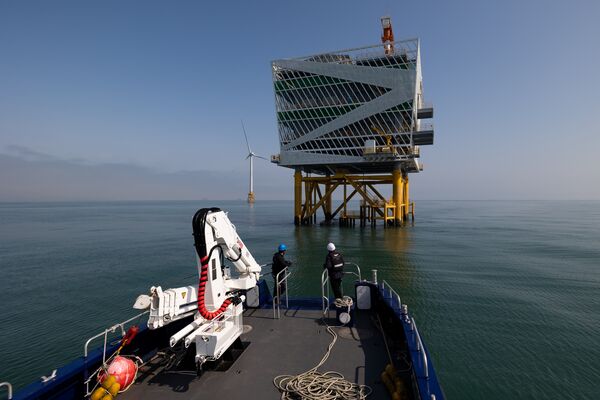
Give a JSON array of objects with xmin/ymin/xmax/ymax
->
[{"xmin": 121, "ymin": 306, "xmax": 390, "ymax": 399}]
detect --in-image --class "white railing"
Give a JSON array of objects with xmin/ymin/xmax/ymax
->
[
  {"xmin": 380, "ymin": 279, "xmax": 429, "ymax": 381},
  {"xmin": 288, "ymin": 38, "xmax": 419, "ymax": 64},
  {"xmin": 343, "ymin": 262, "xmax": 362, "ymax": 281},
  {"xmin": 381, "ymin": 280, "xmax": 402, "ymax": 308},
  {"xmin": 83, "ymin": 311, "xmax": 149, "ymax": 361},
  {"xmin": 273, "ymin": 267, "xmax": 292, "ymax": 319},
  {"xmin": 321, "ymin": 270, "xmax": 330, "ymax": 317},
  {"xmin": 321, "ymin": 262, "xmax": 362, "ymax": 317},
  {"xmin": 83, "ymin": 310, "xmax": 149, "ymax": 395},
  {"xmin": 410, "ymin": 317, "xmax": 429, "ymax": 380},
  {"xmin": 83, "ymin": 310, "xmax": 150, "ymax": 396},
  {"xmin": 0, "ymin": 382, "xmax": 12, "ymax": 400}
]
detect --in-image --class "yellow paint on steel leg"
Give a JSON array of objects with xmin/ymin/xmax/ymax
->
[
  {"xmin": 247, "ymin": 192, "xmax": 255, "ymax": 203},
  {"xmin": 402, "ymin": 174, "xmax": 409, "ymax": 220},
  {"xmin": 392, "ymin": 169, "xmax": 403, "ymax": 225},
  {"xmin": 294, "ymin": 170, "xmax": 302, "ymax": 225},
  {"xmin": 294, "ymin": 171, "xmax": 411, "ymax": 228}
]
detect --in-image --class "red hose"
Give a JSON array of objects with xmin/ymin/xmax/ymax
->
[{"xmin": 197, "ymin": 255, "xmax": 231, "ymax": 320}]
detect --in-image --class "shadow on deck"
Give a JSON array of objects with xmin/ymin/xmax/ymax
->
[{"xmin": 121, "ymin": 307, "xmax": 392, "ymax": 399}]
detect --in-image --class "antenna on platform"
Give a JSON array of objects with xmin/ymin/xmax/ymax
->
[
  {"xmin": 381, "ymin": 16, "xmax": 395, "ymax": 55},
  {"xmin": 241, "ymin": 120, "xmax": 267, "ymax": 204}
]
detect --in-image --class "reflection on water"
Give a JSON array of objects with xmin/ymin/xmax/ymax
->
[
  {"xmin": 0, "ymin": 200, "xmax": 599, "ymax": 400},
  {"xmin": 289, "ymin": 222, "xmax": 416, "ymax": 298}
]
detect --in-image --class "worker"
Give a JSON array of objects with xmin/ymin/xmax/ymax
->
[
  {"xmin": 323, "ymin": 242, "xmax": 344, "ymax": 301},
  {"xmin": 272, "ymin": 243, "xmax": 292, "ymax": 299}
]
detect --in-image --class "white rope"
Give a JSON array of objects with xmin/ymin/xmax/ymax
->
[
  {"xmin": 273, "ymin": 299, "xmax": 372, "ymax": 400},
  {"xmin": 334, "ymin": 296, "xmax": 354, "ymax": 309}
]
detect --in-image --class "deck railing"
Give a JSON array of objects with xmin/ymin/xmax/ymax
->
[
  {"xmin": 273, "ymin": 267, "xmax": 292, "ymax": 319},
  {"xmin": 343, "ymin": 262, "xmax": 362, "ymax": 281},
  {"xmin": 0, "ymin": 382, "xmax": 12, "ymax": 400},
  {"xmin": 260, "ymin": 262, "xmax": 292, "ymax": 319},
  {"xmin": 381, "ymin": 280, "xmax": 402, "ymax": 308},
  {"xmin": 83, "ymin": 310, "xmax": 149, "ymax": 361},
  {"xmin": 410, "ymin": 317, "xmax": 429, "ymax": 380},
  {"xmin": 380, "ymin": 278, "xmax": 429, "ymax": 382},
  {"xmin": 82, "ymin": 310, "xmax": 149, "ymax": 395},
  {"xmin": 321, "ymin": 262, "xmax": 362, "ymax": 317}
]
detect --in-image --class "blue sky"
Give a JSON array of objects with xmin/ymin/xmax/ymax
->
[{"xmin": 1, "ymin": 0, "xmax": 599, "ymax": 200}]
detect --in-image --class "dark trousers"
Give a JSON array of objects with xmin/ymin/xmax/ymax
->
[{"xmin": 330, "ymin": 278, "xmax": 343, "ymax": 299}]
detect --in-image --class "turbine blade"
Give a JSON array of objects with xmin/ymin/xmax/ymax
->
[
  {"xmin": 255, "ymin": 155, "xmax": 269, "ymax": 160},
  {"xmin": 241, "ymin": 120, "xmax": 251, "ymax": 153}
]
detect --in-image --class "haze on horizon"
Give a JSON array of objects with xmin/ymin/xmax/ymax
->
[{"xmin": 1, "ymin": 0, "xmax": 599, "ymax": 201}]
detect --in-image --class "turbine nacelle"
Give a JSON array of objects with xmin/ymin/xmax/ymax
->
[{"xmin": 246, "ymin": 152, "xmax": 268, "ymax": 160}]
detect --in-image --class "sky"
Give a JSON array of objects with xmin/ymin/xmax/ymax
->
[{"xmin": 1, "ymin": 0, "xmax": 599, "ymax": 201}]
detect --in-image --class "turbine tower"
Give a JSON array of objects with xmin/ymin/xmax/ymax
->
[{"xmin": 241, "ymin": 121, "xmax": 267, "ymax": 203}]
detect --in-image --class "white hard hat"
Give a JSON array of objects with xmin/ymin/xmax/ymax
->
[{"xmin": 327, "ymin": 243, "xmax": 336, "ymax": 251}]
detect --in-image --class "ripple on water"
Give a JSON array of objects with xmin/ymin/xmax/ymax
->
[{"xmin": 0, "ymin": 200, "xmax": 599, "ymax": 399}]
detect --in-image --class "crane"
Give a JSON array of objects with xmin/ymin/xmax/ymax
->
[
  {"xmin": 133, "ymin": 208, "xmax": 262, "ymax": 373},
  {"xmin": 371, "ymin": 125, "xmax": 397, "ymax": 155}
]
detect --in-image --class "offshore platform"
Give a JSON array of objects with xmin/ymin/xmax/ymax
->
[{"xmin": 270, "ymin": 18, "xmax": 434, "ymax": 226}]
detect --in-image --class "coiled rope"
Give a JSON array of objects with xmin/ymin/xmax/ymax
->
[{"xmin": 273, "ymin": 297, "xmax": 372, "ymax": 399}]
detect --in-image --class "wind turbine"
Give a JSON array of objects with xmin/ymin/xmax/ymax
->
[{"xmin": 241, "ymin": 120, "xmax": 267, "ymax": 203}]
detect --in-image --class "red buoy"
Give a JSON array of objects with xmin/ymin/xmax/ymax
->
[{"xmin": 106, "ymin": 356, "xmax": 137, "ymax": 390}]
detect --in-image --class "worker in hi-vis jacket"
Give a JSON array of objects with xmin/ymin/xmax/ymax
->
[{"xmin": 324, "ymin": 242, "xmax": 345, "ymax": 301}]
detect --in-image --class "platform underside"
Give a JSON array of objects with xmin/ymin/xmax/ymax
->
[
  {"xmin": 121, "ymin": 307, "xmax": 390, "ymax": 399},
  {"xmin": 278, "ymin": 159, "xmax": 421, "ymax": 175}
]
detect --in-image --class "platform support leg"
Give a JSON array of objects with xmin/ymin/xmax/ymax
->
[
  {"xmin": 294, "ymin": 169, "xmax": 302, "ymax": 225},
  {"xmin": 392, "ymin": 169, "xmax": 404, "ymax": 226},
  {"xmin": 402, "ymin": 173, "xmax": 410, "ymax": 221}
]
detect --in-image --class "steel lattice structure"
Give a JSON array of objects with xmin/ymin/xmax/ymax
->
[{"xmin": 271, "ymin": 38, "xmax": 434, "ymax": 175}]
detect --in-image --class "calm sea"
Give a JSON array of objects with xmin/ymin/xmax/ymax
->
[{"xmin": 0, "ymin": 201, "xmax": 598, "ymax": 398}]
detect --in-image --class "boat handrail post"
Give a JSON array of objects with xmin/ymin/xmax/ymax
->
[
  {"xmin": 371, "ymin": 269, "xmax": 378, "ymax": 284},
  {"xmin": 0, "ymin": 382, "xmax": 12, "ymax": 400},
  {"xmin": 321, "ymin": 269, "xmax": 330, "ymax": 318},
  {"xmin": 273, "ymin": 267, "xmax": 291, "ymax": 319},
  {"xmin": 322, "ymin": 263, "xmax": 360, "ymax": 317},
  {"xmin": 83, "ymin": 310, "xmax": 149, "ymax": 359},
  {"xmin": 411, "ymin": 317, "xmax": 429, "ymax": 380},
  {"xmin": 382, "ymin": 279, "xmax": 402, "ymax": 308},
  {"xmin": 343, "ymin": 262, "xmax": 362, "ymax": 281}
]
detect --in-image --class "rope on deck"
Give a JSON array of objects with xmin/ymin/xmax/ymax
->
[{"xmin": 273, "ymin": 318, "xmax": 372, "ymax": 400}]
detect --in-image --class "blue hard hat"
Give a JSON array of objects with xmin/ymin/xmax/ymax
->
[{"xmin": 278, "ymin": 244, "xmax": 287, "ymax": 252}]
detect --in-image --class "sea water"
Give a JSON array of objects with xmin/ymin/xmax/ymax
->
[{"xmin": 0, "ymin": 200, "xmax": 598, "ymax": 399}]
